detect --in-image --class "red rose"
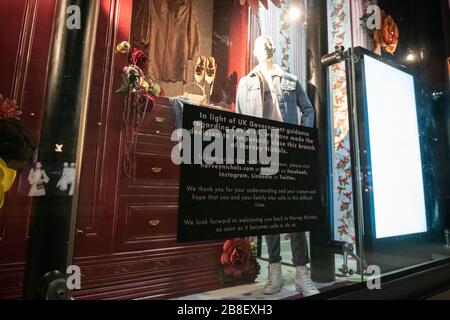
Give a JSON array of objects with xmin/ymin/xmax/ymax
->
[
  {"xmin": 220, "ymin": 238, "xmax": 252, "ymax": 277},
  {"xmin": 0, "ymin": 95, "xmax": 22, "ymax": 120},
  {"xmin": 131, "ymin": 49, "xmax": 148, "ymax": 70}
]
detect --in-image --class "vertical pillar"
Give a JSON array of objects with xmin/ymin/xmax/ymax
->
[
  {"xmin": 440, "ymin": 0, "xmax": 450, "ymax": 231},
  {"xmin": 23, "ymin": 0, "xmax": 99, "ymax": 299},
  {"xmin": 306, "ymin": 0, "xmax": 336, "ymax": 283}
]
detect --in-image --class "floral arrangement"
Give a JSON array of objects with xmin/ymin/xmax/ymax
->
[
  {"xmin": 361, "ymin": 9, "xmax": 399, "ymax": 55},
  {"xmin": 116, "ymin": 47, "xmax": 162, "ymax": 98},
  {"xmin": 329, "ymin": 0, "xmax": 356, "ymax": 247},
  {"xmin": 218, "ymin": 238, "xmax": 260, "ymax": 285},
  {"xmin": 115, "ymin": 41, "xmax": 163, "ymax": 177},
  {"xmin": 0, "ymin": 95, "xmax": 22, "ymax": 120}
]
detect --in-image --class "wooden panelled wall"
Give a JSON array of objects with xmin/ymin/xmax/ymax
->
[{"xmin": 0, "ymin": 0, "xmax": 225, "ymax": 300}]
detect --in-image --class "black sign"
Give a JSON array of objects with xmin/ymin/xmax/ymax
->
[{"xmin": 177, "ymin": 105, "xmax": 321, "ymax": 242}]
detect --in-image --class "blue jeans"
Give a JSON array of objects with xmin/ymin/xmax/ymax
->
[{"xmin": 266, "ymin": 233, "xmax": 310, "ymax": 267}]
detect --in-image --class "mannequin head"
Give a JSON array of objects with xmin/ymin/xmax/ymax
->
[{"xmin": 254, "ymin": 35, "xmax": 276, "ymax": 64}]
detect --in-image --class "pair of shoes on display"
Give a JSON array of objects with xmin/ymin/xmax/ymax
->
[
  {"xmin": 194, "ymin": 56, "xmax": 217, "ymax": 96},
  {"xmin": 263, "ymin": 263, "xmax": 320, "ymax": 297}
]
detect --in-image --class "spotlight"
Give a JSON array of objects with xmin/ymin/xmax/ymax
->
[
  {"xmin": 406, "ymin": 53, "xmax": 416, "ymax": 62},
  {"xmin": 288, "ymin": 5, "xmax": 302, "ymax": 22},
  {"xmin": 405, "ymin": 49, "xmax": 418, "ymax": 63}
]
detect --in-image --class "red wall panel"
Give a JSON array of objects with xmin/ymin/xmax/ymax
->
[
  {"xmin": 1, "ymin": 0, "xmax": 224, "ymax": 300},
  {"xmin": 0, "ymin": 0, "xmax": 27, "ymax": 98},
  {"xmin": 0, "ymin": 0, "xmax": 57, "ymax": 263}
]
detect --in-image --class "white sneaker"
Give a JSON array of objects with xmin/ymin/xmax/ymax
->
[
  {"xmin": 295, "ymin": 266, "xmax": 320, "ymax": 297},
  {"xmin": 263, "ymin": 263, "xmax": 284, "ymax": 295}
]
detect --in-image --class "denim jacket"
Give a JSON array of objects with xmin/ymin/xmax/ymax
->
[{"xmin": 236, "ymin": 65, "xmax": 315, "ymax": 128}]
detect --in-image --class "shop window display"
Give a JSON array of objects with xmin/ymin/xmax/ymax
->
[
  {"xmin": 0, "ymin": 0, "xmax": 448, "ymax": 301},
  {"xmin": 122, "ymin": 0, "xmax": 363, "ymax": 300}
]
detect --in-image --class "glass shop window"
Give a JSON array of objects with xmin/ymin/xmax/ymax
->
[
  {"xmin": 123, "ymin": 0, "xmax": 364, "ymax": 301},
  {"xmin": 124, "ymin": 0, "xmax": 450, "ymax": 300},
  {"xmin": 1, "ymin": 0, "xmax": 449, "ymax": 302},
  {"xmin": 343, "ymin": 0, "xmax": 450, "ymax": 281}
]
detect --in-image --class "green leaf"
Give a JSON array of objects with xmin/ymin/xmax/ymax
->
[
  {"xmin": 115, "ymin": 74, "xmax": 131, "ymax": 93},
  {"xmin": 115, "ymin": 86, "xmax": 129, "ymax": 93}
]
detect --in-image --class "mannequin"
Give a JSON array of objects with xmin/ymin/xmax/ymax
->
[
  {"xmin": 236, "ymin": 35, "xmax": 319, "ymax": 297},
  {"xmin": 56, "ymin": 162, "xmax": 76, "ymax": 196},
  {"xmin": 56, "ymin": 162, "xmax": 70, "ymax": 194},
  {"xmin": 27, "ymin": 162, "xmax": 49, "ymax": 197},
  {"xmin": 56, "ymin": 162, "xmax": 75, "ymax": 196}
]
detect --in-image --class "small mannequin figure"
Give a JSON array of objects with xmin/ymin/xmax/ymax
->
[
  {"xmin": 27, "ymin": 162, "xmax": 49, "ymax": 197},
  {"xmin": 56, "ymin": 162, "xmax": 76, "ymax": 196},
  {"xmin": 56, "ymin": 162, "xmax": 70, "ymax": 194}
]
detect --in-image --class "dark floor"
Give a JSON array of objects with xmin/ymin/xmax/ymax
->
[{"xmin": 427, "ymin": 289, "xmax": 450, "ymax": 300}]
